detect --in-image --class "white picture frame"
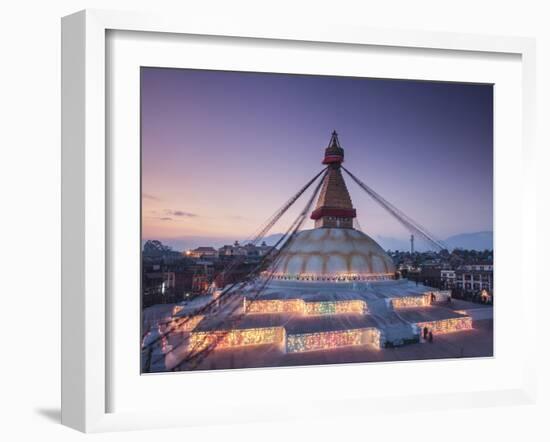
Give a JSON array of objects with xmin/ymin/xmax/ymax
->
[{"xmin": 61, "ymin": 9, "xmax": 537, "ymax": 433}]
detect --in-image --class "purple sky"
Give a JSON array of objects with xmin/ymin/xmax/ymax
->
[{"xmin": 141, "ymin": 68, "xmax": 493, "ymax": 251}]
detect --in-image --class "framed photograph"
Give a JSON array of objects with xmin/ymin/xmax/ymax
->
[{"xmin": 61, "ymin": 9, "xmax": 537, "ymax": 432}]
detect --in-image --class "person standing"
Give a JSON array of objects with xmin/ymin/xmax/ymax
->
[{"xmin": 428, "ymin": 330, "xmax": 434, "ymax": 343}]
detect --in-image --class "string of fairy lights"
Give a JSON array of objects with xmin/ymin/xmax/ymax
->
[
  {"xmin": 244, "ymin": 298, "xmax": 367, "ymax": 316},
  {"xmin": 286, "ymin": 328, "xmax": 381, "ymax": 353},
  {"xmin": 306, "ymin": 300, "xmax": 366, "ymax": 315},
  {"xmin": 190, "ymin": 327, "xmax": 285, "ymax": 352},
  {"xmin": 416, "ymin": 317, "xmax": 472, "ymax": 334},
  {"xmin": 186, "ymin": 326, "xmax": 384, "ymax": 354},
  {"xmin": 244, "ymin": 298, "xmax": 303, "ymax": 314},
  {"xmin": 172, "ymin": 315, "xmax": 204, "ymax": 332},
  {"xmin": 391, "ymin": 294, "xmax": 431, "ymax": 309},
  {"xmin": 270, "ymin": 273, "xmax": 395, "ymax": 282}
]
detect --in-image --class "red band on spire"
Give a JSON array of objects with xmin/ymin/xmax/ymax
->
[
  {"xmin": 311, "ymin": 207, "xmax": 357, "ymax": 220},
  {"xmin": 322, "ymin": 154, "xmax": 344, "ymax": 164}
]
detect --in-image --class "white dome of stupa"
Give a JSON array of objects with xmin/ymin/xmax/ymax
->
[{"xmin": 269, "ymin": 228, "xmax": 395, "ymax": 282}]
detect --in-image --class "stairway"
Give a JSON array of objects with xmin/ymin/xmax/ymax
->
[{"xmin": 366, "ymin": 299, "xmax": 417, "ymax": 346}]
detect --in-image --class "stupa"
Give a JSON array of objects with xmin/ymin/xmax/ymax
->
[{"xmin": 164, "ymin": 132, "xmax": 473, "ymax": 370}]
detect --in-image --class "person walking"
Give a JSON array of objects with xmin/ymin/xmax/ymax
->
[
  {"xmin": 428, "ymin": 330, "xmax": 434, "ymax": 343},
  {"xmin": 423, "ymin": 326, "xmax": 429, "ymax": 341}
]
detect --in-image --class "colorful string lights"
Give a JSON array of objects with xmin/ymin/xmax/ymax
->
[
  {"xmin": 244, "ymin": 299, "xmax": 304, "ymax": 314},
  {"xmin": 172, "ymin": 305, "xmax": 184, "ymax": 315},
  {"xmin": 173, "ymin": 315, "xmax": 204, "ymax": 332},
  {"xmin": 189, "ymin": 327, "xmax": 285, "ymax": 352},
  {"xmin": 267, "ymin": 272, "xmax": 395, "ymax": 282},
  {"xmin": 286, "ymin": 328, "xmax": 380, "ymax": 353},
  {"xmin": 189, "ymin": 326, "xmax": 382, "ymax": 353},
  {"xmin": 416, "ymin": 317, "xmax": 472, "ymax": 334},
  {"xmin": 391, "ymin": 294, "xmax": 430, "ymax": 309},
  {"xmin": 305, "ymin": 300, "xmax": 366, "ymax": 315},
  {"xmin": 244, "ymin": 298, "xmax": 367, "ymax": 316}
]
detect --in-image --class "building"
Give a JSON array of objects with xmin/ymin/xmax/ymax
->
[
  {"xmin": 218, "ymin": 241, "xmax": 247, "ymax": 257},
  {"xmin": 147, "ymin": 132, "xmax": 475, "ymax": 372},
  {"xmin": 244, "ymin": 241, "xmax": 272, "ymax": 257},
  {"xmin": 187, "ymin": 246, "xmax": 219, "ymax": 259},
  {"xmin": 142, "ymin": 270, "xmax": 177, "ymax": 307},
  {"xmin": 455, "ymin": 264, "xmax": 493, "ymax": 293},
  {"xmin": 142, "ymin": 271, "xmax": 175, "ymax": 295},
  {"xmin": 218, "ymin": 241, "xmax": 272, "ymax": 258},
  {"xmin": 191, "ymin": 273, "xmax": 210, "ymax": 293},
  {"xmin": 440, "ymin": 269, "xmax": 456, "ymax": 288}
]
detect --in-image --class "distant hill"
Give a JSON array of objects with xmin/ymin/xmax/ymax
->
[
  {"xmin": 375, "ymin": 231, "xmax": 493, "ymax": 252},
  {"xmin": 445, "ymin": 231, "xmax": 493, "ymax": 251},
  {"xmin": 259, "ymin": 233, "xmax": 286, "ymax": 246},
  {"xmin": 374, "ymin": 235, "xmax": 412, "ymax": 252},
  {"xmin": 264, "ymin": 231, "xmax": 493, "ymax": 252}
]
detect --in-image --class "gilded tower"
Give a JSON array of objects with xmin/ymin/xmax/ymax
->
[{"xmin": 310, "ymin": 131, "xmax": 357, "ymax": 228}]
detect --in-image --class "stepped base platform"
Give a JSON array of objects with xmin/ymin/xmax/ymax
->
[
  {"xmin": 157, "ymin": 280, "xmax": 478, "ymax": 371},
  {"xmin": 160, "ymin": 318, "xmax": 492, "ymax": 372},
  {"xmin": 175, "ymin": 286, "xmax": 471, "ymax": 356},
  {"xmin": 190, "ymin": 314, "xmax": 381, "ymax": 353}
]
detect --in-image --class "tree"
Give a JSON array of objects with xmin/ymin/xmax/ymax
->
[{"xmin": 143, "ymin": 240, "xmax": 174, "ymax": 257}]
